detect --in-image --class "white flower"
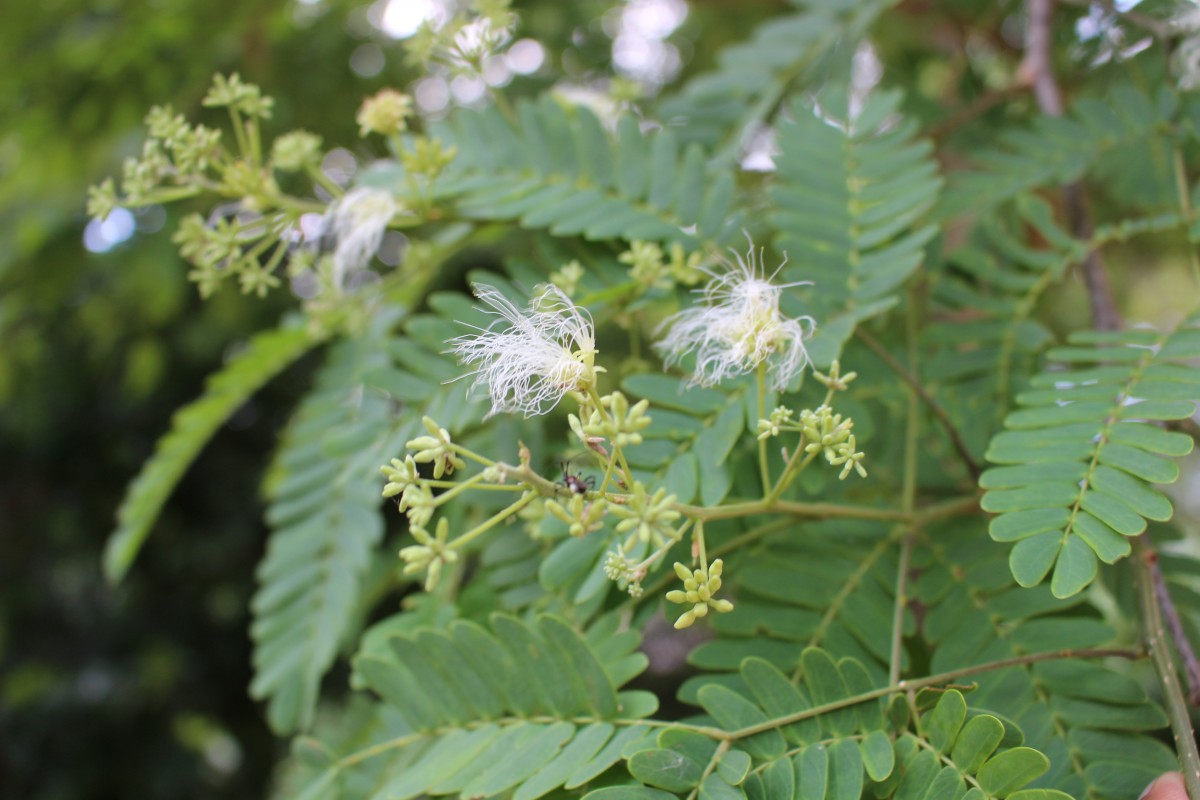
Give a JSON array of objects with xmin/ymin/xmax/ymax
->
[
  {"xmin": 321, "ymin": 187, "xmax": 398, "ymax": 288},
  {"xmin": 450, "ymin": 283, "xmax": 598, "ymax": 418},
  {"xmin": 656, "ymin": 243, "xmax": 815, "ymax": 390}
]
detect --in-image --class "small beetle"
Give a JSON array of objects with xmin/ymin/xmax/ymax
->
[{"xmin": 560, "ymin": 461, "xmax": 596, "ymax": 495}]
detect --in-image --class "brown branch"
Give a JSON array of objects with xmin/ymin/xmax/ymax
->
[
  {"xmin": 856, "ymin": 329, "xmax": 982, "ymax": 481},
  {"xmin": 1147, "ymin": 548, "xmax": 1200, "ymax": 705},
  {"xmin": 1022, "ymin": 0, "xmax": 1122, "ymax": 332},
  {"xmin": 1138, "ymin": 539, "xmax": 1200, "ymax": 798}
]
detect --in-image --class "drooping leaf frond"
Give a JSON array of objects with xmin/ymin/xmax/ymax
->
[
  {"xmin": 103, "ymin": 322, "xmax": 317, "ymax": 583},
  {"xmin": 655, "ymin": 0, "xmax": 888, "ymax": 157},
  {"xmin": 294, "ymin": 613, "xmax": 655, "ymax": 800},
  {"xmin": 919, "ymin": 519, "xmax": 1170, "ymax": 797},
  {"xmin": 940, "ymin": 86, "xmax": 1178, "ymax": 214},
  {"xmin": 250, "ymin": 327, "xmax": 406, "ymax": 734},
  {"xmin": 981, "ymin": 313, "xmax": 1200, "ymax": 597},
  {"xmin": 768, "ymin": 88, "xmax": 942, "ymax": 367},
  {"xmin": 408, "ymin": 96, "xmax": 740, "ymax": 246}
]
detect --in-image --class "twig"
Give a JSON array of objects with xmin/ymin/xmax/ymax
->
[
  {"xmin": 856, "ymin": 329, "xmax": 982, "ymax": 480},
  {"xmin": 889, "ymin": 528, "xmax": 915, "ymax": 687},
  {"xmin": 729, "ymin": 646, "xmax": 1144, "ymax": 739},
  {"xmin": 1022, "ymin": 0, "xmax": 1122, "ymax": 332},
  {"xmin": 1147, "ymin": 547, "xmax": 1200, "ymax": 705},
  {"xmin": 1137, "ymin": 539, "xmax": 1200, "ymax": 798}
]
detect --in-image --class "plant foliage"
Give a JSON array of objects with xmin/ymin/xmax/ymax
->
[{"xmin": 89, "ymin": 1, "xmax": 1200, "ymax": 798}]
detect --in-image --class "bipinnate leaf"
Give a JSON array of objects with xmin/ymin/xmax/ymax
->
[
  {"xmin": 982, "ymin": 313, "xmax": 1200, "ymax": 596},
  {"xmin": 769, "ymin": 87, "xmax": 941, "ymax": 366},
  {"xmin": 104, "ymin": 322, "xmax": 316, "ymax": 583}
]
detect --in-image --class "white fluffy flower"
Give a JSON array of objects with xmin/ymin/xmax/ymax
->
[
  {"xmin": 656, "ymin": 244, "xmax": 815, "ymax": 390},
  {"xmin": 321, "ymin": 187, "xmax": 398, "ymax": 288},
  {"xmin": 450, "ymin": 283, "xmax": 598, "ymax": 418}
]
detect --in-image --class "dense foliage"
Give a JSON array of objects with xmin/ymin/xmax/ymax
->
[{"xmin": 11, "ymin": 0, "xmax": 1200, "ymax": 798}]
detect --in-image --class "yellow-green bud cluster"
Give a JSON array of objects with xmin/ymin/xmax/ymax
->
[
  {"xmin": 612, "ymin": 482, "xmax": 680, "ymax": 548},
  {"xmin": 406, "ymin": 417, "xmax": 466, "ymax": 479},
  {"xmin": 666, "ymin": 559, "xmax": 734, "ymax": 629},
  {"xmin": 756, "ymin": 405, "xmax": 795, "ymax": 440},
  {"xmin": 401, "ymin": 136, "xmax": 457, "ymax": 179},
  {"xmin": 545, "ymin": 494, "xmax": 607, "ymax": 538},
  {"xmin": 271, "ymin": 130, "xmax": 323, "ymax": 172},
  {"xmin": 799, "ymin": 405, "xmax": 868, "ymax": 480},
  {"xmin": 550, "ymin": 261, "xmax": 585, "ymax": 297},
  {"xmin": 574, "ymin": 391, "xmax": 651, "ymax": 450},
  {"xmin": 399, "ymin": 518, "xmax": 458, "ymax": 591},
  {"xmin": 602, "ymin": 548, "xmax": 644, "ymax": 598},
  {"xmin": 357, "ymin": 89, "xmax": 413, "ymax": 137}
]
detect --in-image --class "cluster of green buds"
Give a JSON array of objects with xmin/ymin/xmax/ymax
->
[
  {"xmin": 399, "ymin": 518, "xmax": 458, "ymax": 591},
  {"xmin": 798, "ymin": 406, "xmax": 867, "ymax": 480},
  {"xmin": 545, "ymin": 494, "xmax": 607, "ymax": 538},
  {"xmin": 357, "ymin": 89, "xmax": 413, "ymax": 137},
  {"xmin": 619, "ymin": 241, "xmax": 705, "ymax": 291},
  {"xmin": 571, "ymin": 391, "xmax": 651, "ymax": 450},
  {"xmin": 666, "ymin": 559, "xmax": 734, "ymax": 629},
  {"xmin": 755, "ymin": 362, "xmax": 866, "ymax": 481},
  {"xmin": 550, "ymin": 261, "xmax": 585, "ymax": 297},
  {"xmin": 613, "ymin": 483, "xmax": 680, "ymax": 549},
  {"xmin": 407, "ymin": 417, "xmax": 466, "ymax": 478},
  {"xmin": 602, "ymin": 547, "xmax": 644, "ymax": 598}
]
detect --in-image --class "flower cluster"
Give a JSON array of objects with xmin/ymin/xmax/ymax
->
[
  {"xmin": 449, "ymin": 283, "xmax": 599, "ymax": 418},
  {"xmin": 666, "ymin": 560, "xmax": 734, "ymax": 629},
  {"xmin": 656, "ymin": 244, "xmax": 815, "ymax": 390},
  {"xmin": 797, "ymin": 406, "xmax": 868, "ymax": 480},
  {"xmin": 399, "ymin": 518, "xmax": 458, "ymax": 591}
]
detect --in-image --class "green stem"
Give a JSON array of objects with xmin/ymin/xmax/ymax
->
[
  {"xmin": 764, "ymin": 444, "xmax": 819, "ymax": 506},
  {"xmin": 422, "ymin": 480, "xmax": 524, "ymax": 492},
  {"xmin": 676, "ymin": 497, "xmax": 912, "ymax": 523},
  {"xmin": 728, "ymin": 647, "xmax": 1144, "ymax": 740},
  {"xmin": 431, "ymin": 471, "xmax": 491, "ymax": 507},
  {"xmin": 448, "ymin": 492, "xmax": 538, "ymax": 551},
  {"xmin": 305, "ymin": 163, "xmax": 344, "ymax": 199},
  {"xmin": 1172, "ymin": 145, "xmax": 1200, "ymax": 288},
  {"xmin": 756, "ymin": 361, "xmax": 771, "ymax": 495},
  {"xmin": 227, "ymin": 107, "xmax": 249, "ymax": 159},
  {"xmin": 888, "ymin": 527, "xmax": 915, "ymax": 687},
  {"xmin": 448, "ymin": 444, "xmax": 497, "ymax": 469}
]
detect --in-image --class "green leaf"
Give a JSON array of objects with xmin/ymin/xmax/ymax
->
[
  {"xmin": 982, "ymin": 317, "xmax": 1199, "ymax": 594},
  {"xmin": 860, "ymin": 729, "xmax": 895, "ymax": 782},
  {"xmin": 1050, "ymin": 534, "xmax": 1098, "ymax": 599},
  {"xmin": 975, "ymin": 747, "xmax": 1050, "ymax": 797},
  {"xmin": 949, "ymin": 715, "xmax": 1005, "ymax": 775},
  {"xmin": 827, "ymin": 738, "xmax": 864, "ymax": 800},
  {"xmin": 582, "ymin": 788, "xmax": 680, "ymax": 800},
  {"xmin": 566, "ymin": 726, "xmax": 654, "ymax": 789},
  {"xmin": 741, "ymin": 657, "xmax": 820, "ymax": 746},
  {"xmin": 460, "ymin": 721, "xmax": 575, "ymax": 798},
  {"xmin": 105, "ymin": 323, "xmax": 316, "ymax": 583},
  {"xmin": 924, "ymin": 689, "xmax": 967, "ymax": 753},
  {"xmin": 1009, "ymin": 531, "xmax": 1061, "ymax": 587},
  {"xmin": 697, "ymin": 684, "xmax": 787, "ymax": 759},
  {"xmin": 800, "ymin": 648, "xmax": 857, "ymax": 737},
  {"xmin": 628, "ymin": 747, "xmax": 705, "ymax": 793},
  {"xmin": 796, "ymin": 743, "xmax": 829, "ymax": 800},
  {"xmin": 717, "ymin": 749, "xmax": 752, "ymax": 785},
  {"xmin": 700, "ymin": 773, "xmax": 747, "ymax": 800},
  {"xmin": 514, "ymin": 723, "xmax": 614, "ymax": 800}
]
